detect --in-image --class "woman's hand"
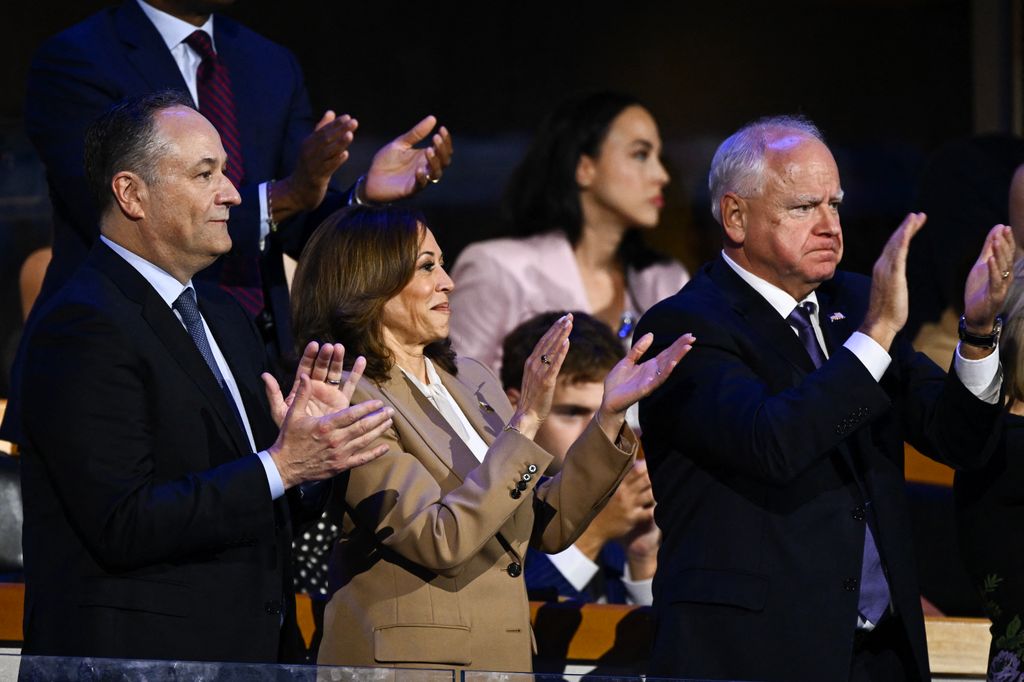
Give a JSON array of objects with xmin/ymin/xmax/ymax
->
[
  {"xmin": 506, "ymin": 314, "xmax": 573, "ymax": 439},
  {"xmin": 263, "ymin": 341, "xmax": 369, "ymax": 427},
  {"xmin": 595, "ymin": 332, "xmax": 695, "ymax": 440}
]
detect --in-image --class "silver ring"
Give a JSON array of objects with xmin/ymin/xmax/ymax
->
[
  {"xmin": 429, "ymin": 175, "xmax": 441, "ymax": 184},
  {"xmin": 326, "ymin": 379, "xmax": 342, "ymax": 386},
  {"xmin": 540, "ymin": 354, "xmax": 552, "ymax": 365}
]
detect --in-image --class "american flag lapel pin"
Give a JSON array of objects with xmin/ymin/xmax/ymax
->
[{"xmin": 829, "ymin": 312, "xmax": 846, "ymax": 322}]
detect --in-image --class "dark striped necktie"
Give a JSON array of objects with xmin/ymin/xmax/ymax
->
[{"xmin": 184, "ymin": 30, "xmax": 265, "ymax": 319}]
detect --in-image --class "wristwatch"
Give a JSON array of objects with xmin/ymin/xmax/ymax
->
[{"xmin": 958, "ymin": 314, "xmax": 1003, "ymax": 349}]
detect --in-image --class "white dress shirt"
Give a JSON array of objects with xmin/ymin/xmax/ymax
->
[
  {"xmin": 399, "ymin": 358, "xmax": 490, "ymax": 462},
  {"xmin": 721, "ymin": 251, "xmax": 1001, "ymax": 402},
  {"xmin": 136, "ymin": 0, "xmax": 273, "ymax": 249},
  {"xmin": 101, "ymin": 236, "xmax": 285, "ymax": 499}
]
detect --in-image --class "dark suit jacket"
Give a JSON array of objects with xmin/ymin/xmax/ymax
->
[
  {"xmin": 635, "ymin": 256, "xmax": 1001, "ymax": 682},
  {"xmin": 26, "ymin": 0, "xmax": 329, "ymax": 355},
  {"xmin": 17, "ymin": 241, "xmax": 291, "ymax": 662},
  {"xmin": 525, "ymin": 544, "xmax": 628, "ymax": 604}
]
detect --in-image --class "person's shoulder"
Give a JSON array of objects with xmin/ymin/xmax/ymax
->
[
  {"xmin": 453, "ymin": 355, "xmax": 500, "ymax": 385},
  {"xmin": 34, "ymin": 6, "xmax": 118, "ymax": 55},
  {"xmin": 214, "ymin": 14, "xmax": 300, "ymax": 65},
  {"xmin": 456, "ymin": 232, "xmax": 569, "ymax": 270}
]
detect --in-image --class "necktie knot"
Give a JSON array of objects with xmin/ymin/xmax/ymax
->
[
  {"xmin": 787, "ymin": 301, "xmax": 816, "ymax": 332},
  {"xmin": 786, "ymin": 301, "xmax": 826, "ymax": 369},
  {"xmin": 184, "ymin": 30, "xmax": 217, "ymax": 63},
  {"xmin": 173, "ymin": 287, "xmax": 202, "ymax": 326}
]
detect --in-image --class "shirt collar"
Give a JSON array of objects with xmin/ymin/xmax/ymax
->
[
  {"xmin": 100, "ymin": 235, "xmax": 193, "ymax": 308},
  {"xmin": 137, "ymin": 0, "xmax": 216, "ymax": 52},
  {"xmin": 721, "ymin": 250, "xmax": 819, "ymax": 318},
  {"xmin": 399, "ymin": 358, "xmax": 445, "ymax": 398}
]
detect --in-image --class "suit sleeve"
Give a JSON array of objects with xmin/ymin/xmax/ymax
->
[
  {"xmin": 637, "ymin": 298, "xmax": 998, "ymax": 485},
  {"xmin": 339, "ymin": 380, "xmax": 636, "ymax": 578},
  {"xmin": 22, "ymin": 301, "xmax": 276, "ymax": 571}
]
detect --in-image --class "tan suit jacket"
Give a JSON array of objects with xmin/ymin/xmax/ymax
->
[{"xmin": 317, "ymin": 356, "xmax": 637, "ymax": 671}]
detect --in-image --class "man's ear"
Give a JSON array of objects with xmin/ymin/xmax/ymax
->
[
  {"xmin": 111, "ymin": 171, "xmax": 146, "ymax": 220},
  {"xmin": 504, "ymin": 387, "xmax": 520, "ymax": 407},
  {"xmin": 575, "ymin": 154, "xmax": 596, "ymax": 188},
  {"xmin": 720, "ymin": 193, "xmax": 746, "ymax": 246}
]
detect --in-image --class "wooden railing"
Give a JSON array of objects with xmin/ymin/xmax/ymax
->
[{"xmin": 0, "ymin": 583, "xmax": 992, "ymax": 675}]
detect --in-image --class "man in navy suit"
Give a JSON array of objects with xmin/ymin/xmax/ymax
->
[
  {"xmin": 16, "ymin": 91, "xmax": 394, "ymax": 662},
  {"xmin": 24, "ymin": 0, "xmax": 451, "ymax": 360},
  {"xmin": 636, "ymin": 116, "xmax": 1014, "ymax": 681}
]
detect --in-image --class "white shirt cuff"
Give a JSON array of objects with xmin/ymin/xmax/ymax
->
[
  {"xmin": 258, "ymin": 181, "xmax": 270, "ymax": 252},
  {"xmin": 546, "ymin": 543, "xmax": 600, "ymax": 593},
  {"xmin": 621, "ymin": 562, "xmax": 654, "ymax": 605},
  {"xmin": 257, "ymin": 450, "xmax": 285, "ymax": 500},
  {"xmin": 844, "ymin": 331, "xmax": 892, "ymax": 382},
  {"xmin": 953, "ymin": 342, "xmax": 1002, "ymax": 404}
]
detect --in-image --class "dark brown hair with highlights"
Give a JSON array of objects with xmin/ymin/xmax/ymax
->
[{"xmin": 290, "ymin": 205, "xmax": 456, "ymax": 382}]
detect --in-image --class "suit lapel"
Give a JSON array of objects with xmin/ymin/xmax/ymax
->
[
  {"xmin": 377, "ymin": 366, "xmax": 482, "ymax": 482},
  {"xmin": 114, "ymin": 1, "xmax": 194, "ymax": 100},
  {"xmin": 93, "ymin": 244, "xmax": 252, "ymax": 457},
  {"xmin": 814, "ymin": 283, "xmax": 856, "ymax": 358},
  {"xmin": 708, "ymin": 257, "xmax": 817, "ymax": 375}
]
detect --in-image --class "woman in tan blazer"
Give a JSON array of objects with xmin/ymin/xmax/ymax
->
[{"xmin": 289, "ymin": 206, "xmax": 692, "ymax": 672}]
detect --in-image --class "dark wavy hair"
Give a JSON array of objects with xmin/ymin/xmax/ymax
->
[
  {"xmin": 290, "ymin": 206, "xmax": 457, "ymax": 383},
  {"xmin": 499, "ymin": 311, "xmax": 624, "ymax": 392},
  {"xmin": 501, "ymin": 90, "xmax": 670, "ymax": 271}
]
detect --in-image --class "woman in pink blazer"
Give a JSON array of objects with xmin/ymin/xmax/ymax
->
[{"xmin": 450, "ymin": 92, "xmax": 689, "ymax": 374}]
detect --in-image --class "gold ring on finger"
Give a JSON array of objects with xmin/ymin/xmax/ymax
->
[{"xmin": 1003, "ymin": 270, "xmax": 1012, "ymax": 279}]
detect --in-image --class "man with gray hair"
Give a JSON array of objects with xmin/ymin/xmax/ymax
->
[
  {"xmin": 635, "ymin": 115, "xmax": 1014, "ymax": 681},
  {"xmin": 12, "ymin": 90, "xmax": 394, "ymax": 663}
]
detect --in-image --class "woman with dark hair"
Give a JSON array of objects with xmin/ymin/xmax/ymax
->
[
  {"xmin": 449, "ymin": 91, "xmax": 689, "ymax": 373},
  {"xmin": 291, "ymin": 205, "xmax": 693, "ymax": 671}
]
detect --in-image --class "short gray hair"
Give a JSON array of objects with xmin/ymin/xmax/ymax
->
[{"xmin": 708, "ymin": 115, "xmax": 824, "ymax": 224}]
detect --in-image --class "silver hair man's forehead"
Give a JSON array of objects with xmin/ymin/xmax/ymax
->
[{"xmin": 708, "ymin": 116, "xmax": 824, "ymax": 224}]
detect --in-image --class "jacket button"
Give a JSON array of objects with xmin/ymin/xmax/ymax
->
[
  {"xmin": 842, "ymin": 577, "xmax": 859, "ymax": 592},
  {"xmin": 521, "ymin": 472, "xmax": 531, "ymax": 482},
  {"xmin": 510, "ymin": 488, "xmax": 521, "ymax": 499},
  {"xmin": 527, "ymin": 464, "xmax": 538, "ymax": 473},
  {"xmin": 506, "ymin": 562, "xmax": 522, "ymax": 578},
  {"xmin": 516, "ymin": 480, "xmax": 528, "ymax": 491},
  {"xmin": 851, "ymin": 506, "xmax": 866, "ymax": 522},
  {"xmin": 264, "ymin": 600, "xmax": 282, "ymax": 615}
]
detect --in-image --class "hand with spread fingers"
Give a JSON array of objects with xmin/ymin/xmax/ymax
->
[
  {"xmin": 263, "ymin": 341, "xmax": 369, "ymax": 426},
  {"xmin": 597, "ymin": 331, "xmax": 695, "ymax": 440},
  {"xmin": 506, "ymin": 313, "xmax": 573, "ymax": 438},
  {"xmin": 363, "ymin": 115, "xmax": 453, "ymax": 202},
  {"xmin": 270, "ymin": 110, "xmax": 357, "ymax": 221},
  {"xmin": 963, "ymin": 223, "xmax": 1016, "ymax": 339},
  {"xmin": 268, "ymin": 374, "xmax": 393, "ymax": 489}
]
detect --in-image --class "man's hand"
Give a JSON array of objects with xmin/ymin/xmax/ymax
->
[
  {"xmin": 262, "ymin": 341, "xmax": 369, "ymax": 427},
  {"xmin": 268, "ymin": 373, "xmax": 392, "ymax": 489},
  {"xmin": 271, "ymin": 111, "xmax": 357, "ymax": 221},
  {"xmin": 963, "ymin": 223, "xmax": 1016, "ymax": 337},
  {"xmin": 575, "ymin": 460, "xmax": 658, "ymax": 580},
  {"xmin": 362, "ymin": 116, "xmax": 453, "ymax": 203},
  {"xmin": 859, "ymin": 212, "xmax": 927, "ymax": 350}
]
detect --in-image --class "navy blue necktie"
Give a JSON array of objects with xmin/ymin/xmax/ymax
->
[
  {"xmin": 173, "ymin": 287, "xmax": 246, "ymax": 433},
  {"xmin": 787, "ymin": 301, "xmax": 891, "ymax": 625}
]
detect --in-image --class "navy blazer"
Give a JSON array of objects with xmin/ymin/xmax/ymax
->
[
  {"xmin": 26, "ymin": 0, "xmax": 330, "ymax": 355},
  {"xmin": 635, "ymin": 256, "xmax": 1001, "ymax": 682},
  {"xmin": 18, "ymin": 242, "xmax": 291, "ymax": 661},
  {"xmin": 525, "ymin": 544, "xmax": 628, "ymax": 604}
]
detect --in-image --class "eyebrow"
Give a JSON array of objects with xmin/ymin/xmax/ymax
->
[
  {"xmin": 188, "ymin": 157, "xmax": 218, "ymax": 172},
  {"xmin": 418, "ymin": 250, "xmax": 442, "ymax": 259}
]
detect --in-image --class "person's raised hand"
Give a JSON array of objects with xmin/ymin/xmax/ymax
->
[
  {"xmin": 363, "ymin": 116, "xmax": 453, "ymax": 203},
  {"xmin": 268, "ymin": 373, "xmax": 393, "ymax": 489},
  {"xmin": 962, "ymin": 224, "xmax": 1016, "ymax": 358},
  {"xmin": 262, "ymin": 341, "xmax": 368, "ymax": 427},
  {"xmin": 506, "ymin": 314, "xmax": 572, "ymax": 439},
  {"xmin": 271, "ymin": 111, "xmax": 357, "ymax": 221},
  {"xmin": 860, "ymin": 212, "xmax": 927, "ymax": 351},
  {"xmin": 596, "ymin": 332, "xmax": 695, "ymax": 440}
]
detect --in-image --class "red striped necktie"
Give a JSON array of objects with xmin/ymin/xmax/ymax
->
[{"xmin": 184, "ymin": 30, "xmax": 265, "ymax": 318}]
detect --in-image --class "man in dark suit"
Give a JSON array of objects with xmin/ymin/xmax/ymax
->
[
  {"xmin": 24, "ymin": 0, "xmax": 451, "ymax": 360},
  {"xmin": 636, "ymin": 116, "xmax": 1014, "ymax": 681},
  {"xmin": 15, "ymin": 91, "xmax": 394, "ymax": 662}
]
